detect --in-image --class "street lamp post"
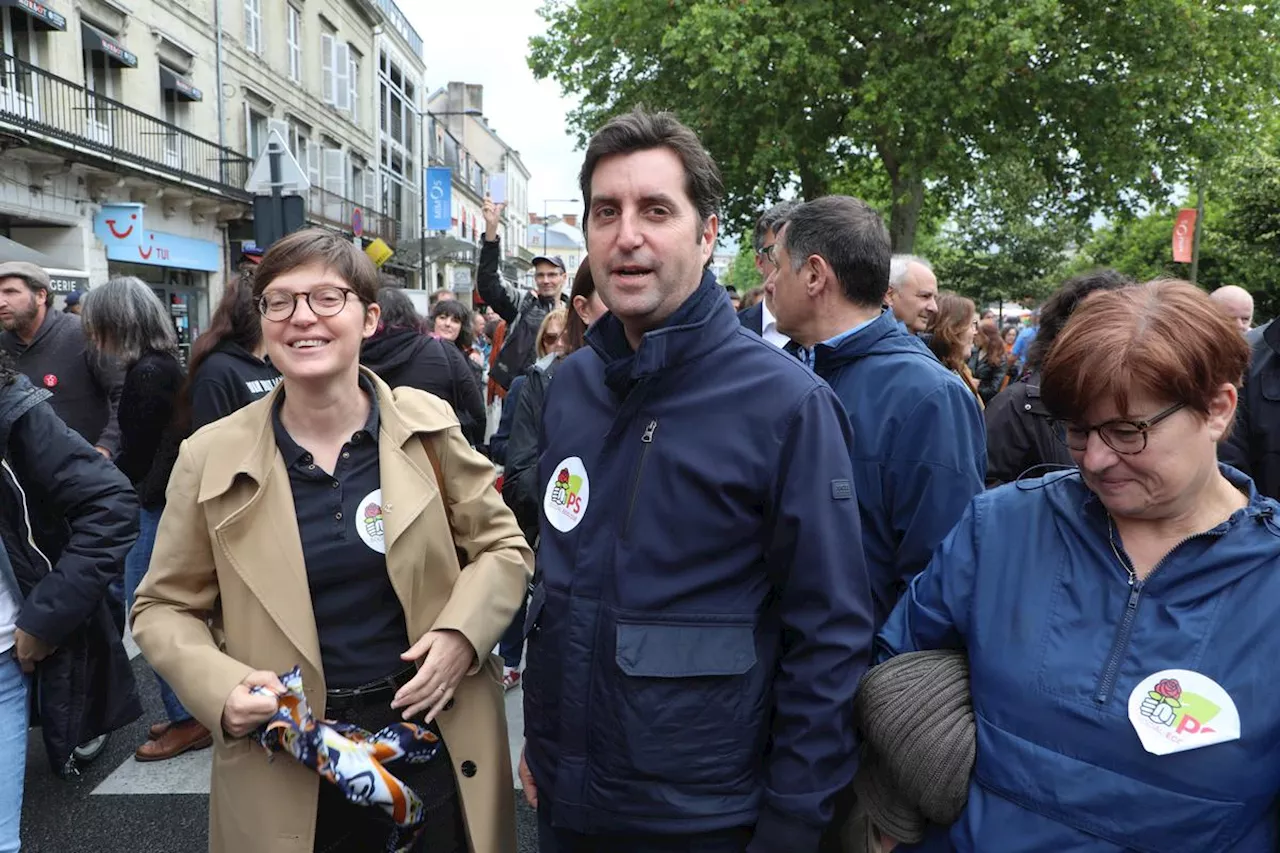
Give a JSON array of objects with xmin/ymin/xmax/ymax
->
[
  {"xmin": 542, "ymin": 198, "xmax": 579, "ymax": 256},
  {"xmin": 420, "ymin": 108, "xmax": 482, "ymax": 290}
]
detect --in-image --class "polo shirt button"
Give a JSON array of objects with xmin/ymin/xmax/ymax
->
[
  {"xmin": 342, "ymin": 451, "xmax": 350, "ymax": 459},
  {"xmin": 331, "ymin": 481, "xmax": 339, "ymax": 489},
  {"xmin": 335, "ymin": 512, "xmax": 342, "ymax": 520},
  {"xmin": 460, "ymin": 760, "xmax": 477, "ymax": 778}
]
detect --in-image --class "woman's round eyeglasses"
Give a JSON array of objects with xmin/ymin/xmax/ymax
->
[
  {"xmin": 1050, "ymin": 402, "xmax": 1186, "ymax": 455},
  {"xmin": 258, "ymin": 286, "xmax": 359, "ymax": 322}
]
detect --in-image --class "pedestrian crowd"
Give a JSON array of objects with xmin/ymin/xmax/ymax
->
[{"xmin": 0, "ymin": 108, "xmax": 1274, "ymax": 853}]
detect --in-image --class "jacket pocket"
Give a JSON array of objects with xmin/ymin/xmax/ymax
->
[{"xmin": 597, "ymin": 619, "xmax": 766, "ymax": 788}]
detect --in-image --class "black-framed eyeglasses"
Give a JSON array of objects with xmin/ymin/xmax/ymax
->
[
  {"xmin": 1050, "ymin": 402, "xmax": 1187, "ymax": 455},
  {"xmin": 258, "ymin": 286, "xmax": 360, "ymax": 322},
  {"xmin": 760, "ymin": 243, "xmax": 777, "ymax": 265}
]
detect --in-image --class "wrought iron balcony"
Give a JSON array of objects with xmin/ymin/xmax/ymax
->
[
  {"xmin": 307, "ymin": 184, "xmax": 397, "ymax": 244},
  {"xmin": 0, "ymin": 52, "xmax": 251, "ymax": 198}
]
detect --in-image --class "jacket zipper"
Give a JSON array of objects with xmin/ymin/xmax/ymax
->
[
  {"xmin": 1093, "ymin": 529, "xmax": 1219, "ymax": 704},
  {"xmin": 621, "ymin": 420, "xmax": 657, "ymax": 539}
]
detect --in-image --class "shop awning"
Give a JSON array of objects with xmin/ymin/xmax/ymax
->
[
  {"xmin": 0, "ymin": 0, "xmax": 66, "ymax": 32},
  {"xmin": 160, "ymin": 66, "xmax": 202, "ymax": 102},
  {"xmin": 0, "ymin": 234, "xmax": 67, "ymax": 268},
  {"xmin": 81, "ymin": 24, "xmax": 137, "ymax": 68}
]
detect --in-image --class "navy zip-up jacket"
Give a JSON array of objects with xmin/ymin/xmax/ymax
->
[
  {"xmin": 813, "ymin": 310, "xmax": 985, "ymax": 627},
  {"xmin": 524, "ymin": 274, "xmax": 874, "ymax": 851},
  {"xmin": 880, "ymin": 467, "xmax": 1280, "ymax": 852}
]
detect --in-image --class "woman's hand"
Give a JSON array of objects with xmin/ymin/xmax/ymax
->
[
  {"xmin": 220, "ymin": 670, "xmax": 285, "ymax": 738},
  {"xmin": 393, "ymin": 629, "xmax": 476, "ymax": 723}
]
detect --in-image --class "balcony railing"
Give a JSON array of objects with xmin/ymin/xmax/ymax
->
[
  {"xmin": 308, "ymin": 184, "xmax": 397, "ymax": 244},
  {"xmin": 0, "ymin": 52, "xmax": 250, "ymax": 198}
]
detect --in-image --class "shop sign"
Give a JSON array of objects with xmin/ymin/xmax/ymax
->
[{"xmin": 94, "ymin": 204, "xmax": 220, "ymax": 272}]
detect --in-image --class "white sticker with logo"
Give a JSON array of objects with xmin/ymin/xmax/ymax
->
[
  {"xmin": 544, "ymin": 456, "xmax": 590, "ymax": 532},
  {"xmin": 355, "ymin": 488, "xmax": 386, "ymax": 554},
  {"xmin": 1127, "ymin": 669, "xmax": 1241, "ymax": 756}
]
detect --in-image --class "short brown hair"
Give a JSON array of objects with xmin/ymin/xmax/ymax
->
[
  {"xmin": 579, "ymin": 108, "xmax": 723, "ymax": 232},
  {"xmin": 252, "ymin": 228, "xmax": 379, "ymax": 306},
  {"xmin": 1041, "ymin": 279, "xmax": 1250, "ymax": 421},
  {"xmin": 562, "ymin": 263, "xmax": 596, "ymax": 355}
]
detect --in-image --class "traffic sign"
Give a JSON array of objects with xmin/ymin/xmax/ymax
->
[
  {"xmin": 352, "ymin": 207, "xmax": 364, "ymax": 237},
  {"xmin": 244, "ymin": 130, "xmax": 310, "ymax": 194}
]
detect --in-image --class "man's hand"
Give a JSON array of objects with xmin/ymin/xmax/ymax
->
[
  {"xmin": 519, "ymin": 746, "xmax": 538, "ymax": 807},
  {"xmin": 93, "ymin": 446, "xmax": 111, "ymax": 459},
  {"xmin": 393, "ymin": 629, "xmax": 476, "ymax": 723},
  {"xmin": 483, "ymin": 197, "xmax": 505, "ymax": 242},
  {"xmin": 220, "ymin": 670, "xmax": 285, "ymax": 738},
  {"xmin": 13, "ymin": 628, "xmax": 55, "ymax": 673}
]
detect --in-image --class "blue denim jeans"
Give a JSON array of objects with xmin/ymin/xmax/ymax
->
[
  {"xmin": 498, "ymin": 591, "xmax": 528, "ymax": 670},
  {"xmin": 125, "ymin": 506, "xmax": 191, "ymax": 724},
  {"xmin": 0, "ymin": 655, "xmax": 28, "ymax": 853}
]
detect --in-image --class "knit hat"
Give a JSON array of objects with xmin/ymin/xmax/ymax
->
[{"xmin": 850, "ymin": 650, "xmax": 974, "ymax": 845}]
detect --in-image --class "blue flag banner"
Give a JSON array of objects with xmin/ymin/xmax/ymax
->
[{"xmin": 425, "ymin": 167, "xmax": 452, "ymax": 231}]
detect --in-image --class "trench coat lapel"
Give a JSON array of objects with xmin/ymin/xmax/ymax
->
[
  {"xmin": 199, "ymin": 387, "xmax": 324, "ymax": 680},
  {"xmin": 376, "ymin": 379, "xmax": 446, "ymax": 602}
]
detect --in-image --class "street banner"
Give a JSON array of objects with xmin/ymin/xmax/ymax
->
[
  {"xmin": 426, "ymin": 167, "xmax": 452, "ymax": 231},
  {"xmin": 1172, "ymin": 208, "xmax": 1197, "ymax": 264}
]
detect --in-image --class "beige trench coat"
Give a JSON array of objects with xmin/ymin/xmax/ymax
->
[{"xmin": 132, "ymin": 370, "xmax": 532, "ymax": 853}]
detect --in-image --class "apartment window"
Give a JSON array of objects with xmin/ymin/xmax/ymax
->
[
  {"xmin": 82, "ymin": 27, "xmax": 127, "ymax": 143},
  {"xmin": 321, "ymin": 31, "xmax": 351, "ymax": 112},
  {"xmin": 350, "ymin": 156, "xmax": 366, "ymax": 211},
  {"xmin": 244, "ymin": 0, "xmax": 262, "ymax": 54},
  {"xmin": 348, "ymin": 49, "xmax": 360, "ymax": 125},
  {"xmin": 1, "ymin": 9, "xmax": 42, "ymax": 114},
  {"xmin": 286, "ymin": 6, "xmax": 301, "ymax": 82},
  {"xmin": 245, "ymin": 107, "xmax": 268, "ymax": 158}
]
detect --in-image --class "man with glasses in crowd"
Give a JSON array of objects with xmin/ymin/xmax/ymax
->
[{"xmin": 739, "ymin": 201, "xmax": 800, "ymax": 350}]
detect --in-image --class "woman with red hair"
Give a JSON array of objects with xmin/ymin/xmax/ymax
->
[{"xmin": 873, "ymin": 279, "xmax": 1280, "ymax": 851}]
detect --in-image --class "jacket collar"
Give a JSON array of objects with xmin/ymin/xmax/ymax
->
[
  {"xmin": 814, "ymin": 308, "xmax": 931, "ymax": 372},
  {"xmin": 0, "ymin": 374, "xmax": 48, "ymax": 450},
  {"xmin": 197, "ymin": 367, "xmax": 455, "ymax": 503},
  {"xmin": 586, "ymin": 270, "xmax": 738, "ymax": 394}
]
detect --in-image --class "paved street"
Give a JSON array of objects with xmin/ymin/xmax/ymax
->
[{"xmin": 21, "ymin": 636, "xmax": 539, "ymax": 852}]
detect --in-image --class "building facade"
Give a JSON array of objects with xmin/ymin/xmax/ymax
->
[
  {"xmin": 0, "ymin": 0, "xmax": 421, "ymax": 361},
  {"xmin": 424, "ymin": 81, "xmax": 534, "ymax": 301}
]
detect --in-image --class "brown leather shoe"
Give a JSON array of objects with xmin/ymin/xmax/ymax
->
[
  {"xmin": 147, "ymin": 721, "xmax": 171, "ymax": 740},
  {"xmin": 135, "ymin": 719, "xmax": 212, "ymax": 762}
]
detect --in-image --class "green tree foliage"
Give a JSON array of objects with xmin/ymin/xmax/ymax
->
[
  {"xmin": 722, "ymin": 240, "xmax": 763, "ymax": 293},
  {"xmin": 529, "ymin": 0, "xmax": 1280, "ymax": 252}
]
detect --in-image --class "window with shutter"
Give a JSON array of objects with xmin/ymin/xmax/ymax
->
[
  {"xmin": 333, "ymin": 43, "xmax": 351, "ymax": 111},
  {"xmin": 348, "ymin": 51, "xmax": 359, "ymax": 124},
  {"xmin": 244, "ymin": 0, "xmax": 261, "ymax": 54},
  {"xmin": 321, "ymin": 33, "xmax": 334, "ymax": 105},
  {"xmin": 323, "ymin": 146, "xmax": 346, "ymax": 223},
  {"xmin": 306, "ymin": 139, "xmax": 322, "ymax": 190},
  {"xmin": 287, "ymin": 7, "xmax": 301, "ymax": 82}
]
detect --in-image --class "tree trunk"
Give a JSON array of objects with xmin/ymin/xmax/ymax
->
[
  {"xmin": 889, "ymin": 172, "xmax": 925, "ymax": 253},
  {"xmin": 797, "ymin": 155, "xmax": 828, "ymax": 202}
]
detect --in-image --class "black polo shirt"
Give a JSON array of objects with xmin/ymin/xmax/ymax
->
[{"xmin": 272, "ymin": 376, "xmax": 410, "ymax": 689}]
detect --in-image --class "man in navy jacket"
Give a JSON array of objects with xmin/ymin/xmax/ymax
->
[
  {"xmin": 520, "ymin": 110, "xmax": 874, "ymax": 853},
  {"xmin": 766, "ymin": 195, "xmax": 986, "ymax": 628}
]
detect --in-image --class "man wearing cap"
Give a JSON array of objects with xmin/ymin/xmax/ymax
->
[
  {"xmin": 63, "ymin": 292, "xmax": 83, "ymax": 315},
  {"xmin": 0, "ymin": 263, "xmax": 124, "ymax": 459},
  {"xmin": 478, "ymin": 199, "xmax": 570, "ymax": 390}
]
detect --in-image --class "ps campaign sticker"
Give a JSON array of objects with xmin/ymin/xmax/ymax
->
[
  {"xmin": 1127, "ymin": 669, "xmax": 1240, "ymax": 756},
  {"xmin": 544, "ymin": 457, "xmax": 590, "ymax": 533},
  {"xmin": 356, "ymin": 489, "xmax": 386, "ymax": 554}
]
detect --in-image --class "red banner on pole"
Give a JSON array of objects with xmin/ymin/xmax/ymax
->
[{"xmin": 1172, "ymin": 208, "xmax": 1197, "ymax": 264}]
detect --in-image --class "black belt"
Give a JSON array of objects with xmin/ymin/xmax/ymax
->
[{"xmin": 325, "ymin": 666, "xmax": 417, "ymax": 715}]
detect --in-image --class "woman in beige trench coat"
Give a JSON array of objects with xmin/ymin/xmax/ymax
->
[{"xmin": 131, "ymin": 229, "xmax": 532, "ymax": 853}]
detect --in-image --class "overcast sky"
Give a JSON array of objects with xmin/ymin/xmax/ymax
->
[{"xmin": 403, "ymin": 1, "xmax": 585, "ymax": 221}]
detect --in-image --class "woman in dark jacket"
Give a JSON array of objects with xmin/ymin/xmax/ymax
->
[
  {"xmin": 186, "ymin": 270, "xmax": 281, "ymax": 430},
  {"xmin": 0, "ymin": 350, "xmax": 139, "ymax": 807},
  {"xmin": 498, "ymin": 265, "xmax": 606, "ymax": 690},
  {"xmin": 82, "ymin": 277, "xmax": 210, "ymax": 762},
  {"xmin": 362, "ymin": 287, "xmax": 486, "ymax": 447},
  {"xmin": 983, "ymin": 269, "xmax": 1134, "ymax": 486},
  {"xmin": 973, "ymin": 319, "xmax": 1010, "ymax": 406},
  {"xmin": 430, "ymin": 298, "xmax": 485, "ymax": 387}
]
